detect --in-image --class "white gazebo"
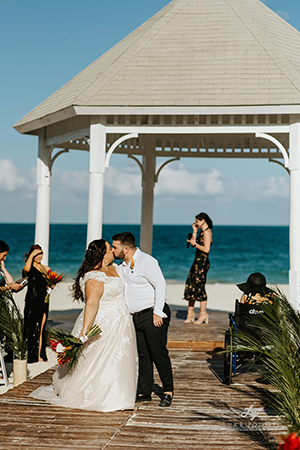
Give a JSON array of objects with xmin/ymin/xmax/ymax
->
[{"xmin": 14, "ymin": 0, "xmax": 300, "ymax": 307}]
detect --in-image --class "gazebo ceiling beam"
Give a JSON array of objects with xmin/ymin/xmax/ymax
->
[
  {"xmin": 45, "ymin": 125, "xmax": 289, "ymax": 148},
  {"xmin": 73, "ymin": 106, "xmax": 300, "ymax": 116},
  {"xmin": 46, "ymin": 128, "xmax": 90, "ymax": 147},
  {"xmin": 51, "ymin": 143, "xmax": 283, "ymax": 159},
  {"xmin": 104, "ymin": 125, "xmax": 289, "ymax": 135},
  {"xmin": 44, "ymin": 125, "xmax": 288, "ymax": 165}
]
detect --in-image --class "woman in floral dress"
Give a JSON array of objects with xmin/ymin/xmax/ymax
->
[{"xmin": 184, "ymin": 212, "xmax": 213, "ymax": 324}]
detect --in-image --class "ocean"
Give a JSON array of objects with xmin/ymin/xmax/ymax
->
[{"xmin": 0, "ymin": 224, "xmax": 289, "ymax": 285}]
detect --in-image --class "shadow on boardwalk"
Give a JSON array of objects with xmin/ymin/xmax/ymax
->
[{"xmin": 0, "ymin": 310, "xmax": 285, "ymax": 449}]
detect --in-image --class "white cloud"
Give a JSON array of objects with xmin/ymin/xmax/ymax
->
[
  {"xmin": 104, "ymin": 166, "xmax": 141, "ymax": 197},
  {"xmin": 0, "ymin": 159, "xmax": 289, "ymax": 224},
  {"xmin": 3, "ymin": 158, "xmax": 286, "ymax": 202},
  {"xmin": 228, "ymin": 176, "xmax": 289, "ymax": 203},
  {"xmin": 105, "ymin": 163, "xmax": 289, "ymax": 203},
  {"xmin": 51, "ymin": 169, "xmax": 89, "ymax": 202},
  {"xmin": 245, "ymin": 176, "xmax": 289, "ymax": 200},
  {"xmin": 234, "ymin": 177, "xmax": 289, "ymax": 203},
  {"xmin": 104, "ymin": 163, "xmax": 226, "ymax": 198},
  {"xmin": 156, "ymin": 164, "xmax": 225, "ymax": 197},
  {"xmin": 0, "ymin": 158, "xmax": 35, "ymax": 193}
]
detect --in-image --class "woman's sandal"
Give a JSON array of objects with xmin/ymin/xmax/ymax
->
[
  {"xmin": 184, "ymin": 311, "xmax": 195, "ymax": 323},
  {"xmin": 195, "ymin": 312, "xmax": 209, "ymax": 324}
]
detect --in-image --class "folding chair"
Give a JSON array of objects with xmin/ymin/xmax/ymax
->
[{"xmin": 0, "ymin": 347, "xmax": 8, "ymax": 386}]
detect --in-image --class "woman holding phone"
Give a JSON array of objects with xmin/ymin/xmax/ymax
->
[{"xmin": 183, "ymin": 212, "xmax": 213, "ymax": 324}]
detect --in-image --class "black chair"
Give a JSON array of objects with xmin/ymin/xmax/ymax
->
[{"xmin": 224, "ymin": 299, "xmax": 272, "ymax": 385}]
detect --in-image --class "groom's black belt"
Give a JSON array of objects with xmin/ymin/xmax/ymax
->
[{"xmin": 131, "ymin": 307, "xmax": 154, "ymax": 317}]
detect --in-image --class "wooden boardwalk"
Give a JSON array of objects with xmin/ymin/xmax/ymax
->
[
  {"xmin": 48, "ymin": 307, "xmax": 228, "ymax": 349},
  {"xmin": 0, "ymin": 310, "xmax": 286, "ymax": 449}
]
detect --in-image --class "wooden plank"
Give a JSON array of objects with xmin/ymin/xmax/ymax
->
[
  {"xmin": 167, "ymin": 340, "xmax": 224, "ymax": 349},
  {"xmin": 0, "ymin": 314, "xmax": 286, "ymax": 449}
]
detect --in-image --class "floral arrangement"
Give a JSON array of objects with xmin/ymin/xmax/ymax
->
[
  {"xmin": 278, "ymin": 433, "xmax": 300, "ymax": 450},
  {"xmin": 50, "ymin": 324, "xmax": 101, "ymax": 370},
  {"xmin": 42, "ymin": 270, "xmax": 63, "ymax": 303}
]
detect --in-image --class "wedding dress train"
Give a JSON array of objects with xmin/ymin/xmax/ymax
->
[{"xmin": 30, "ymin": 268, "xmax": 138, "ymax": 412}]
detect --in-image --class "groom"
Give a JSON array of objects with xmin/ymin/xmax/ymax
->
[{"xmin": 112, "ymin": 231, "xmax": 174, "ymax": 407}]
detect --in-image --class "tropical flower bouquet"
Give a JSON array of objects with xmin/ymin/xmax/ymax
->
[
  {"xmin": 278, "ymin": 432, "xmax": 300, "ymax": 450},
  {"xmin": 42, "ymin": 270, "xmax": 64, "ymax": 303},
  {"xmin": 50, "ymin": 324, "xmax": 101, "ymax": 371}
]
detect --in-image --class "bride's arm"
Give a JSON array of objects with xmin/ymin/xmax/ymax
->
[{"xmin": 80, "ymin": 279, "xmax": 104, "ymax": 337}]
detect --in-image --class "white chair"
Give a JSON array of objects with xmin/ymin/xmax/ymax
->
[{"xmin": 0, "ymin": 347, "xmax": 8, "ymax": 386}]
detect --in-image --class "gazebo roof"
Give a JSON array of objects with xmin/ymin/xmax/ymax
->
[{"xmin": 15, "ymin": 0, "xmax": 300, "ymax": 134}]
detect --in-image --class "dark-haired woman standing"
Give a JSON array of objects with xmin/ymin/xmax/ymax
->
[
  {"xmin": 23, "ymin": 244, "xmax": 50, "ymax": 363},
  {"xmin": 184, "ymin": 212, "xmax": 213, "ymax": 324},
  {"xmin": 0, "ymin": 240, "xmax": 22, "ymax": 292},
  {"xmin": 30, "ymin": 239, "xmax": 138, "ymax": 412}
]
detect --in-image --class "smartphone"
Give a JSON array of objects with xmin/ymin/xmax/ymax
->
[{"xmin": 15, "ymin": 278, "xmax": 28, "ymax": 286}]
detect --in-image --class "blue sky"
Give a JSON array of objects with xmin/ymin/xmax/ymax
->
[{"xmin": 1, "ymin": 0, "xmax": 299, "ymax": 225}]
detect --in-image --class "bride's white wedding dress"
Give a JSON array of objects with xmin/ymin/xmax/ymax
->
[{"xmin": 30, "ymin": 267, "xmax": 138, "ymax": 412}]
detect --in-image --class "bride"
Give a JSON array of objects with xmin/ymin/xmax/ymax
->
[{"xmin": 30, "ymin": 239, "xmax": 138, "ymax": 412}]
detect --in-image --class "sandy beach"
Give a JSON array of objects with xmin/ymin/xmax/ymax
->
[{"xmin": 12, "ymin": 280, "xmax": 289, "ymax": 314}]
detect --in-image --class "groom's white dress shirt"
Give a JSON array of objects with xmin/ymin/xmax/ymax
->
[{"xmin": 120, "ymin": 248, "xmax": 167, "ymax": 318}]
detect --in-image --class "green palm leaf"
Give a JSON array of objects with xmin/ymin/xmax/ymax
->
[
  {"xmin": 0, "ymin": 290, "xmax": 27, "ymax": 360},
  {"xmin": 228, "ymin": 288, "xmax": 300, "ymax": 433}
]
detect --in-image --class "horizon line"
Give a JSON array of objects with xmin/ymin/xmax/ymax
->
[{"xmin": 0, "ymin": 222, "xmax": 289, "ymax": 227}]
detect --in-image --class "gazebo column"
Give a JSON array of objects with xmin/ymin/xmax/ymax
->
[
  {"xmin": 140, "ymin": 149, "xmax": 156, "ymax": 254},
  {"xmin": 86, "ymin": 123, "xmax": 106, "ymax": 246},
  {"xmin": 35, "ymin": 130, "xmax": 51, "ymax": 265},
  {"xmin": 289, "ymin": 122, "xmax": 300, "ymax": 309}
]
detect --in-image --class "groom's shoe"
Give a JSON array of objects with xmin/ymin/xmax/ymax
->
[
  {"xmin": 136, "ymin": 394, "xmax": 152, "ymax": 402},
  {"xmin": 159, "ymin": 393, "xmax": 173, "ymax": 407}
]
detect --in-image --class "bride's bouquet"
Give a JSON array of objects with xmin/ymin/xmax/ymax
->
[
  {"xmin": 50, "ymin": 324, "xmax": 101, "ymax": 370},
  {"xmin": 42, "ymin": 270, "xmax": 64, "ymax": 303}
]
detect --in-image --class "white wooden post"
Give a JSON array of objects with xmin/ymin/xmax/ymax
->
[
  {"xmin": 35, "ymin": 130, "xmax": 51, "ymax": 265},
  {"xmin": 86, "ymin": 123, "xmax": 106, "ymax": 247},
  {"xmin": 289, "ymin": 122, "xmax": 300, "ymax": 309},
  {"xmin": 140, "ymin": 149, "xmax": 156, "ymax": 254}
]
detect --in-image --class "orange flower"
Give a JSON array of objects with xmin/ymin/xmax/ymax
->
[
  {"xmin": 50, "ymin": 325, "xmax": 102, "ymax": 371},
  {"xmin": 42, "ymin": 270, "xmax": 64, "ymax": 304},
  {"xmin": 278, "ymin": 433, "xmax": 300, "ymax": 450},
  {"xmin": 50, "ymin": 339, "xmax": 63, "ymax": 352}
]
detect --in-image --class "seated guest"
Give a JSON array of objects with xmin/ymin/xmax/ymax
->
[{"xmin": 237, "ymin": 272, "xmax": 274, "ymax": 305}]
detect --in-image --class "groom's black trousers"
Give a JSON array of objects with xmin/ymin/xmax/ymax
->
[{"xmin": 132, "ymin": 303, "xmax": 174, "ymax": 396}]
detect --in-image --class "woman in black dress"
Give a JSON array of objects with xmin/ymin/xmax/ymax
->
[
  {"xmin": 184, "ymin": 212, "xmax": 213, "ymax": 324},
  {"xmin": 23, "ymin": 245, "xmax": 50, "ymax": 363}
]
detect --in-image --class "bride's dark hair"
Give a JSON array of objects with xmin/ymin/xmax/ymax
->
[{"xmin": 72, "ymin": 239, "xmax": 107, "ymax": 302}]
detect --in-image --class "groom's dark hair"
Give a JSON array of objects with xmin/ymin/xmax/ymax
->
[{"xmin": 112, "ymin": 231, "xmax": 136, "ymax": 248}]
